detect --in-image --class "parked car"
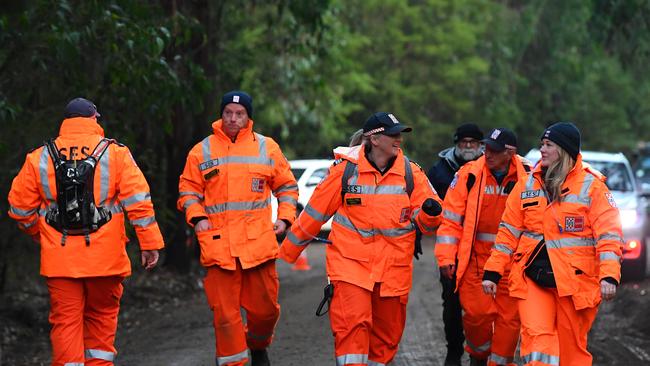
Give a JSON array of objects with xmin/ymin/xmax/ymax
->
[
  {"xmin": 272, "ymin": 159, "xmax": 334, "ymax": 231},
  {"xmin": 525, "ymin": 149, "xmax": 649, "ymax": 280}
]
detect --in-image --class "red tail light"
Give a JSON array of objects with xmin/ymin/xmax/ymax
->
[{"xmin": 622, "ymin": 240, "xmax": 642, "ymax": 259}]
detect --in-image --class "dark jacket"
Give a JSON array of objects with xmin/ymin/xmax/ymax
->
[{"xmin": 427, "ymin": 147, "xmax": 463, "ymax": 199}]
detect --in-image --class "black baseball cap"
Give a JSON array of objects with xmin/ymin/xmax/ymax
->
[
  {"xmin": 64, "ymin": 97, "xmax": 100, "ymax": 118},
  {"xmin": 482, "ymin": 128, "xmax": 517, "ymax": 152},
  {"xmin": 362, "ymin": 112, "xmax": 412, "ymax": 136}
]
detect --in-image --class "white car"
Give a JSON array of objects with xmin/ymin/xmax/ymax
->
[
  {"xmin": 525, "ymin": 149, "xmax": 649, "ymax": 280},
  {"xmin": 272, "ymin": 159, "xmax": 334, "ymax": 231}
]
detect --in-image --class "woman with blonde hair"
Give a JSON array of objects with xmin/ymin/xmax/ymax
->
[{"xmin": 481, "ymin": 122, "xmax": 622, "ymax": 365}]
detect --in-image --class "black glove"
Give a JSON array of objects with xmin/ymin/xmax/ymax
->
[
  {"xmin": 413, "ymin": 227, "xmax": 423, "ymax": 260},
  {"xmin": 421, "ymin": 198, "xmax": 442, "ymax": 216}
]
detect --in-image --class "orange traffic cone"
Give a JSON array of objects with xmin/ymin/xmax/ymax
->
[{"xmin": 292, "ymin": 250, "xmax": 311, "ymax": 271}]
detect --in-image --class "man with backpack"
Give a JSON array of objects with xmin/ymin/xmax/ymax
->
[
  {"xmin": 435, "ymin": 128, "xmax": 530, "ymax": 366},
  {"xmin": 280, "ymin": 112, "xmax": 443, "ymax": 366},
  {"xmin": 7, "ymin": 97, "xmax": 164, "ymax": 366}
]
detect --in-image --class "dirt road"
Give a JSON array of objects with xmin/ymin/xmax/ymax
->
[{"xmin": 3, "ymin": 238, "xmax": 650, "ymax": 365}]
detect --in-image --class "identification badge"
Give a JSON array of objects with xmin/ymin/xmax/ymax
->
[
  {"xmin": 521, "ymin": 190, "xmax": 540, "ymax": 199},
  {"xmin": 346, "ymin": 197, "xmax": 362, "ymax": 206},
  {"xmin": 252, "ymin": 178, "xmax": 265, "ymax": 192},
  {"xmin": 204, "ymin": 169, "xmax": 219, "ymax": 180},
  {"xmin": 605, "ymin": 192, "xmax": 617, "ymax": 208},
  {"xmin": 344, "ymin": 185, "xmax": 362, "ymax": 194},
  {"xmin": 565, "ymin": 216, "xmax": 584, "ymax": 232}
]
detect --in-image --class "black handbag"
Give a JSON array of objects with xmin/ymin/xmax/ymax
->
[{"xmin": 524, "ymin": 240, "xmax": 557, "ymax": 288}]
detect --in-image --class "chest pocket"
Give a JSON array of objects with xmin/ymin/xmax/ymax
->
[{"xmin": 248, "ymin": 164, "xmax": 272, "ymax": 195}]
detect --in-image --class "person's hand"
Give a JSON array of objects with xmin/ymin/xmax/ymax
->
[
  {"xmin": 273, "ymin": 220, "xmax": 288, "ymax": 235},
  {"xmin": 30, "ymin": 233, "xmax": 41, "ymax": 244},
  {"xmin": 141, "ymin": 250, "xmax": 159, "ymax": 270},
  {"xmin": 482, "ymin": 280, "xmax": 497, "ymax": 297},
  {"xmin": 600, "ymin": 280, "xmax": 617, "ymax": 301},
  {"xmin": 194, "ymin": 219, "xmax": 211, "ymax": 233},
  {"xmin": 422, "ymin": 198, "xmax": 442, "ymax": 216},
  {"xmin": 440, "ymin": 264, "xmax": 456, "ymax": 279}
]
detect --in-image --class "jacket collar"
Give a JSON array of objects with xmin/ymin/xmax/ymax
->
[
  {"xmin": 358, "ymin": 144, "xmax": 405, "ymax": 176},
  {"xmin": 59, "ymin": 117, "xmax": 105, "ymax": 136},
  {"xmin": 212, "ymin": 119, "xmax": 255, "ymax": 142}
]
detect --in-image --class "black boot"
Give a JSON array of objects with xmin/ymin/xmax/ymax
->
[
  {"xmin": 251, "ymin": 349, "xmax": 270, "ymax": 366},
  {"xmin": 469, "ymin": 355, "xmax": 487, "ymax": 366}
]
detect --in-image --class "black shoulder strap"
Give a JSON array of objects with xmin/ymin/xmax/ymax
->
[
  {"xmin": 89, "ymin": 138, "xmax": 115, "ymax": 161},
  {"xmin": 45, "ymin": 139, "xmax": 62, "ymax": 166},
  {"xmin": 466, "ymin": 173, "xmax": 476, "ymax": 192},
  {"xmin": 341, "ymin": 160, "xmax": 357, "ymax": 201},
  {"xmin": 503, "ymin": 181, "xmax": 516, "ymax": 194},
  {"xmin": 523, "ymin": 163, "xmax": 531, "ymax": 172},
  {"xmin": 403, "ymin": 156, "xmax": 414, "ymax": 197}
]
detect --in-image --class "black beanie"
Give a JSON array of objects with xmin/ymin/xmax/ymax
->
[
  {"xmin": 541, "ymin": 122, "xmax": 581, "ymax": 160},
  {"xmin": 220, "ymin": 90, "xmax": 253, "ymax": 118},
  {"xmin": 453, "ymin": 123, "xmax": 483, "ymax": 143}
]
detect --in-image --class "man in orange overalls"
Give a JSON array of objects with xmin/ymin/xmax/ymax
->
[
  {"xmin": 178, "ymin": 91, "xmax": 298, "ymax": 366},
  {"xmin": 435, "ymin": 128, "xmax": 530, "ymax": 366},
  {"xmin": 8, "ymin": 97, "xmax": 164, "ymax": 366}
]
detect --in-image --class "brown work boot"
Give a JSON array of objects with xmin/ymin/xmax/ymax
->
[{"xmin": 251, "ymin": 349, "xmax": 270, "ymax": 366}]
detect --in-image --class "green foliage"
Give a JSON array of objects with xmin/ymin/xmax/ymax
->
[{"xmin": 2, "ymin": 0, "xmax": 650, "ymax": 278}]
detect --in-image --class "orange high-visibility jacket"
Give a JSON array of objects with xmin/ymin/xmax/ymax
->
[
  {"xmin": 7, "ymin": 118, "xmax": 165, "ymax": 278},
  {"xmin": 280, "ymin": 145, "xmax": 442, "ymax": 296},
  {"xmin": 177, "ymin": 119, "xmax": 298, "ymax": 270},
  {"xmin": 483, "ymin": 155, "xmax": 622, "ymax": 309},
  {"xmin": 435, "ymin": 155, "xmax": 531, "ymax": 289}
]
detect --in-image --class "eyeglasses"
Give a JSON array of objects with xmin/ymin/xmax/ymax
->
[{"xmin": 458, "ymin": 138, "xmax": 480, "ymax": 147}]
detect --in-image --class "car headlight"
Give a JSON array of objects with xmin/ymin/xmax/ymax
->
[{"xmin": 620, "ymin": 209, "xmax": 639, "ymax": 228}]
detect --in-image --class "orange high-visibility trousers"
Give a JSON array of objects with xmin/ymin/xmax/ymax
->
[
  {"xmin": 46, "ymin": 276, "xmax": 123, "ymax": 366},
  {"xmin": 203, "ymin": 259, "xmax": 280, "ymax": 366},
  {"xmin": 458, "ymin": 269, "xmax": 519, "ymax": 365},
  {"xmin": 518, "ymin": 280, "xmax": 598, "ymax": 366},
  {"xmin": 329, "ymin": 281, "xmax": 408, "ymax": 366}
]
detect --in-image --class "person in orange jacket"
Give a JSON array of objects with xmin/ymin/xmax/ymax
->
[
  {"xmin": 7, "ymin": 98, "xmax": 164, "ymax": 366},
  {"xmin": 177, "ymin": 91, "xmax": 298, "ymax": 366},
  {"xmin": 482, "ymin": 122, "xmax": 622, "ymax": 366},
  {"xmin": 280, "ymin": 112, "xmax": 443, "ymax": 366},
  {"xmin": 435, "ymin": 128, "xmax": 529, "ymax": 366}
]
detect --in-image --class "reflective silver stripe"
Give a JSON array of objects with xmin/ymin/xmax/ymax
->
[
  {"xmin": 9, "ymin": 205, "xmax": 37, "ymax": 217},
  {"xmin": 484, "ymin": 185, "xmax": 510, "ymax": 195},
  {"xmin": 39, "ymin": 147, "xmax": 54, "ymax": 201},
  {"xmin": 546, "ymin": 237, "xmax": 596, "ymax": 249},
  {"xmin": 600, "ymin": 251, "xmax": 621, "ymax": 261},
  {"xmin": 598, "ymin": 232, "xmax": 624, "ymax": 242},
  {"xmin": 107, "ymin": 202, "xmax": 123, "ymax": 214},
  {"xmin": 130, "ymin": 216, "xmax": 156, "ymax": 228},
  {"xmin": 179, "ymin": 191, "xmax": 204, "ymax": 200},
  {"xmin": 436, "ymin": 235, "xmax": 459, "ymax": 245},
  {"xmin": 19, "ymin": 217, "xmax": 39, "ymax": 229},
  {"xmin": 205, "ymin": 198, "xmax": 271, "ymax": 214},
  {"xmin": 217, "ymin": 349, "xmax": 249, "ymax": 365},
  {"xmin": 563, "ymin": 173, "xmax": 594, "ymax": 205},
  {"xmin": 201, "ymin": 136, "xmax": 211, "ymax": 163},
  {"xmin": 277, "ymin": 196, "xmax": 298, "ymax": 206},
  {"xmin": 255, "ymin": 133, "xmax": 269, "ymax": 161},
  {"xmin": 368, "ymin": 361, "xmax": 386, "ymax": 366},
  {"xmin": 183, "ymin": 198, "xmax": 200, "ymax": 209},
  {"xmin": 351, "ymin": 185, "xmax": 406, "ymax": 195},
  {"xmin": 121, "ymin": 192, "xmax": 151, "ymax": 208},
  {"xmin": 493, "ymin": 243, "xmax": 513, "ymax": 256},
  {"xmin": 98, "ymin": 147, "xmax": 110, "ymax": 206},
  {"xmin": 85, "ymin": 348, "xmax": 115, "ymax": 361},
  {"xmin": 305, "ymin": 204, "xmax": 331, "ymax": 223},
  {"xmin": 466, "ymin": 338, "xmax": 491, "ymax": 353},
  {"xmin": 522, "ymin": 351, "xmax": 559, "ymax": 365},
  {"xmin": 476, "ymin": 232, "xmax": 496, "ymax": 242},
  {"xmin": 443, "ymin": 209, "xmax": 463, "ymax": 224},
  {"xmin": 333, "ymin": 213, "xmax": 413, "ymax": 238},
  {"xmin": 287, "ymin": 231, "xmax": 312, "ymax": 246},
  {"xmin": 336, "ymin": 353, "xmax": 368, "ymax": 366},
  {"xmin": 200, "ymin": 156, "xmax": 274, "ymax": 170},
  {"xmin": 410, "ymin": 207, "xmax": 421, "ymax": 221},
  {"xmin": 525, "ymin": 173, "xmax": 535, "ymax": 190},
  {"xmin": 500, "ymin": 221, "xmax": 522, "ymax": 238},
  {"xmin": 345, "ymin": 164, "xmax": 359, "ymax": 185},
  {"xmin": 64, "ymin": 363, "xmax": 84, "ymax": 366},
  {"xmin": 273, "ymin": 184, "xmax": 298, "ymax": 195},
  {"xmin": 489, "ymin": 352, "xmax": 513, "ymax": 365},
  {"xmin": 522, "ymin": 231, "xmax": 544, "ymax": 241}
]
